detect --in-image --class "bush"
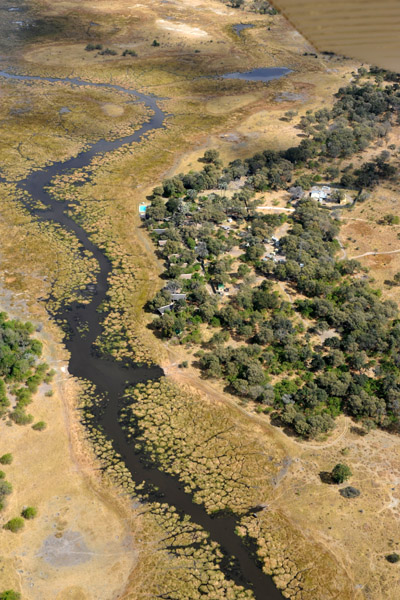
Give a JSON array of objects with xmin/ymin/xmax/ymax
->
[
  {"xmin": 0, "ymin": 591, "xmax": 21, "ymax": 600},
  {"xmin": 85, "ymin": 43, "xmax": 102, "ymax": 51},
  {"xmin": 10, "ymin": 410, "xmax": 34, "ymax": 426},
  {"xmin": 21, "ymin": 506, "xmax": 37, "ymax": 520},
  {"xmin": 99, "ymin": 48, "xmax": 117, "ymax": 56},
  {"xmin": 3, "ymin": 517, "xmax": 24, "ymax": 532},
  {"xmin": 0, "ymin": 471, "xmax": 5, "ymax": 479},
  {"xmin": 0, "ymin": 481, "xmax": 13, "ymax": 499},
  {"xmin": 44, "ymin": 369, "xmax": 55, "ymax": 384},
  {"xmin": 32, "ymin": 421, "xmax": 47, "ymax": 431},
  {"xmin": 331, "ymin": 463, "xmax": 352, "ymax": 484},
  {"xmin": 0, "ymin": 454, "xmax": 12, "ymax": 465},
  {"xmin": 152, "ymin": 40, "xmax": 160, "ymax": 47},
  {"xmin": 339, "ymin": 486, "xmax": 360, "ymax": 498},
  {"xmin": 122, "ymin": 49, "xmax": 137, "ymax": 57}
]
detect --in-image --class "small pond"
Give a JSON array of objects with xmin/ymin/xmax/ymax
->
[
  {"xmin": 232, "ymin": 23, "xmax": 254, "ymax": 36},
  {"xmin": 222, "ymin": 67, "xmax": 291, "ymax": 82}
]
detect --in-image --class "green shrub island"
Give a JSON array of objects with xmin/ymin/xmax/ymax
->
[{"xmin": 144, "ymin": 72, "xmax": 400, "ymax": 438}]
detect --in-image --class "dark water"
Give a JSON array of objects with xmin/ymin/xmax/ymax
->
[
  {"xmin": 222, "ymin": 67, "xmax": 291, "ymax": 82},
  {"xmin": 0, "ymin": 69, "xmax": 284, "ymax": 600},
  {"xmin": 233, "ymin": 23, "xmax": 255, "ymax": 36}
]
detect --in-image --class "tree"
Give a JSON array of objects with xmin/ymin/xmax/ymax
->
[
  {"xmin": 199, "ymin": 149, "xmax": 222, "ymax": 167},
  {"xmin": 283, "ymin": 110, "xmax": 297, "ymax": 122},
  {"xmin": 331, "ymin": 463, "xmax": 352, "ymax": 484}
]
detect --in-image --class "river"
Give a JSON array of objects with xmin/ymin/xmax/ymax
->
[{"xmin": 0, "ymin": 69, "xmax": 283, "ymax": 600}]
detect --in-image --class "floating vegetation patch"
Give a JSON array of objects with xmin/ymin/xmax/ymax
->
[
  {"xmin": 119, "ymin": 377, "xmax": 354, "ymax": 598},
  {"xmin": 77, "ymin": 381, "xmax": 255, "ymax": 599}
]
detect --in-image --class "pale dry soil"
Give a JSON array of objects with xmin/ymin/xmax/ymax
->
[{"xmin": 338, "ymin": 180, "xmax": 400, "ymax": 305}]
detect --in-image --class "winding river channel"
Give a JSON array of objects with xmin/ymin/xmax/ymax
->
[{"xmin": 0, "ymin": 69, "xmax": 283, "ymax": 599}]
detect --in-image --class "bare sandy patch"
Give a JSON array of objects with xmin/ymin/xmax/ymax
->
[
  {"xmin": 205, "ymin": 93, "xmax": 259, "ymax": 115},
  {"xmin": 101, "ymin": 103, "xmax": 124, "ymax": 117},
  {"xmin": 156, "ymin": 19, "xmax": 209, "ymax": 37}
]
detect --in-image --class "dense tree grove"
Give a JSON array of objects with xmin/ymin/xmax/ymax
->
[
  {"xmin": 0, "ymin": 313, "xmax": 53, "ymax": 425},
  {"xmin": 144, "ymin": 71, "xmax": 400, "ymax": 438}
]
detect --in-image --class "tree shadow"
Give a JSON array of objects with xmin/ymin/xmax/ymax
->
[
  {"xmin": 319, "ymin": 471, "xmax": 335, "ymax": 485},
  {"xmin": 350, "ymin": 426, "xmax": 368, "ymax": 436},
  {"xmin": 269, "ymin": 414, "xmax": 301, "ymax": 439}
]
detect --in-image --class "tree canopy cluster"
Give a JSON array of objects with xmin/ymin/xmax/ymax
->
[
  {"xmin": 0, "ymin": 312, "xmax": 53, "ymax": 425},
  {"xmin": 143, "ymin": 72, "xmax": 400, "ymax": 439}
]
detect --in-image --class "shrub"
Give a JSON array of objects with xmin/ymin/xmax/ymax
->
[
  {"xmin": 99, "ymin": 48, "xmax": 117, "ymax": 56},
  {"xmin": 0, "ymin": 471, "xmax": 5, "ymax": 479},
  {"xmin": 331, "ymin": 463, "xmax": 352, "ymax": 484},
  {"xmin": 44, "ymin": 369, "xmax": 55, "ymax": 384},
  {"xmin": 0, "ymin": 454, "xmax": 12, "ymax": 465},
  {"xmin": 10, "ymin": 410, "xmax": 34, "ymax": 426},
  {"xmin": 0, "ymin": 591, "xmax": 21, "ymax": 600},
  {"xmin": 32, "ymin": 421, "xmax": 47, "ymax": 431},
  {"xmin": 122, "ymin": 49, "xmax": 137, "ymax": 57},
  {"xmin": 339, "ymin": 486, "xmax": 360, "ymax": 498},
  {"xmin": 85, "ymin": 43, "xmax": 102, "ymax": 51},
  {"xmin": 0, "ymin": 481, "xmax": 13, "ymax": 499},
  {"xmin": 3, "ymin": 517, "xmax": 24, "ymax": 532},
  {"xmin": 21, "ymin": 506, "xmax": 37, "ymax": 520},
  {"xmin": 152, "ymin": 40, "xmax": 160, "ymax": 47}
]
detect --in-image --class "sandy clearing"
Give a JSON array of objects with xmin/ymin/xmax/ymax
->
[
  {"xmin": 350, "ymin": 249, "xmax": 400, "ymax": 260},
  {"xmin": 101, "ymin": 103, "xmax": 125, "ymax": 117},
  {"xmin": 156, "ymin": 19, "xmax": 209, "ymax": 37}
]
